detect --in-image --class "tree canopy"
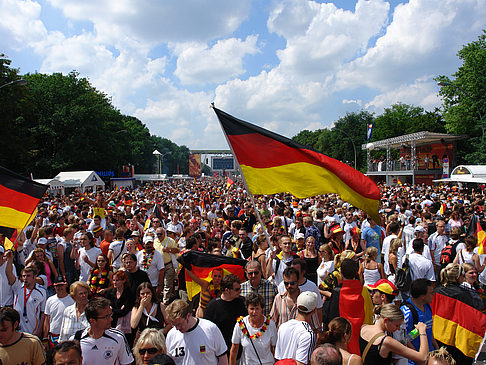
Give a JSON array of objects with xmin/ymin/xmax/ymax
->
[
  {"xmin": 0, "ymin": 56, "xmax": 189, "ymax": 178},
  {"xmin": 436, "ymin": 30, "xmax": 486, "ymax": 163}
]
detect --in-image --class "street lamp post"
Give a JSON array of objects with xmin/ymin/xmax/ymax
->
[
  {"xmin": 333, "ymin": 128, "xmax": 357, "ymax": 169},
  {"xmin": 438, "ymin": 81, "xmax": 485, "ymax": 161},
  {"xmin": 0, "ymin": 79, "xmax": 27, "ymax": 89}
]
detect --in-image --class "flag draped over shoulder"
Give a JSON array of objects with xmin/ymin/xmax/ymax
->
[
  {"xmin": 213, "ymin": 107, "xmax": 381, "ymax": 222},
  {"xmin": 0, "ymin": 166, "xmax": 47, "ymax": 231},
  {"xmin": 326, "ymin": 280, "xmax": 373, "ymax": 355},
  {"xmin": 178, "ymin": 251, "xmax": 247, "ymax": 300},
  {"xmin": 475, "ymin": 221, "xmax": 486, "ymax": 255},
  {"xmin": 431, "ymin": 292, "xmax": 486, "ymax": 358}
]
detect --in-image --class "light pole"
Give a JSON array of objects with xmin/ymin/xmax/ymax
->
[
  {"xmin": 0, "ymin": 79, "xmax": 27, "ymax": 89},
  {"xmin": 438, "ymin": 81, "xmax": 485, "ymax": 161},
  {"xmin": 333, "ymin": 128, "xmax": 357, "ymax": 169}
]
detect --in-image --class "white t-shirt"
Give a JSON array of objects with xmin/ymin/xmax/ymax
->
[
  {"xmin": 408, "ymin": 253, "xmax": 435, "ymax": 281},
  {"xmin": 271, "ymin": 255, "xmax": 294, "ymax": 287},
  {"xmin": 45, "ymin": 294, "xmax": 74, "ymax": 334},
  {"xmin": 277, "ymin": 279, "xmax": 323, "ymax": 309},
  {"xmin": 79, "ymin": 247, "xmax": 102, "ymax": 282},
  {"xmin": 136, "ymin": 250, "xmax": 164, "ymax": 287},
  {"xmin": 76, "ymin": 328, "xmax": 133, "ymax": 365},
  {"xmin": 428, "ymin": 232, "xmax": 449, "ymax": 266},
  {"xmin": 316, "ymin": 260, "xmax": 334, "ymax": 288},
  {"xmin": 382, "ymin": 234, "xmax": 397, "ymax": 276},
  {"xmin": 0, "ymin": 261, "xmax": 16, "ymax": 306},
  {"xmin": 231, "ymin": 316, "xmax": 277, "ymax": 365},
  {"xmin": 12, "ymin": 281, "xmax": 46, "ymax": 335},
  {"xmin": 166, "ymin": 318, "xmax": 227, "ymax": 365},
  {"xmin": 109, "ymin": 240, "xmax": 127, "ymax": 269},
  {"xmin": 275, "ymin": 319, "xmax": 316, "ymax": 364}
]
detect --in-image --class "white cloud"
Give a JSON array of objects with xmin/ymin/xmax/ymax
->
[
  {"xmin": 365, "ymin": 77, "xmax": 441, "ymax": 113},
  {"xmin": 343, "ymin": 99, "xmax": 363, "ymax": 106},
  {"xmin": 0, "ymin": 0, "xmax": 47, "ymax": 50},
  {"xmin": 335, "ymin": 0, "xmax": 486, "ymax": 91},
  {"xmin": 46, "ymin": 0, "xmax": 252, "ymax": 43},
  {"xmin": 172, "ymin": 35, "xmax": 260, "ymax": 85}
]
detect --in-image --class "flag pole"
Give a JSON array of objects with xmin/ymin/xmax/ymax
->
[{"xmin": 211, "ymin": 104, "xmax": 273, "ymax": 250}]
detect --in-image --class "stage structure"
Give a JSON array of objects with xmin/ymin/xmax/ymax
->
[
  {"xmin": 362, "ymin": 131, "xmax": 463, "ymax": 185},
  {"xmin": 189, "ymin": 150, "xmax": 236, "ymax": 177}
]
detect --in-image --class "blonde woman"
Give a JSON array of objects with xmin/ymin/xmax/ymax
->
[
  {"xmin": 359, "ymin": 304, "xmax": 429, "ymax": 364},
  {"xmin": 133, "ymin": 328, "xmax": 175, "ymax": 365},
  {"xmin": 359, "ymin": 247, "xmax": 385, "ymax": 287}
]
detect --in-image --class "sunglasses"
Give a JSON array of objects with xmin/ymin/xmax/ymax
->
[
  {"xmin": 139, "ymin": 348, "xmax": 159, "ymax": 355},
  {"xmin": 284, "ymin": 281, "xmax": 297, "ymax": 286}
]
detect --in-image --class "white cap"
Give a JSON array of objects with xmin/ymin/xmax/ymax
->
[
  {"xmin": 414, "ymin": 225, "xmax": 426, "ymax": 232},
  {"xmin": 295, "ymin": 232, "xmax": 305, "ymax": 240},
  {"xmin": 37, "ymin": 237, "xmax": 48, "ymax": 245},
  {"xmin": 296, "ymin": 291, "xmax": 318, "ymax": 313},
  {"xmin": 143, "ymin": 235, "xmax": 154, "ymax": 244}
]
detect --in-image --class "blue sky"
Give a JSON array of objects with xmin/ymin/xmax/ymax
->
[{"xmin": 1, "ymin": 0, "xmax": 485, "ymax": 149}]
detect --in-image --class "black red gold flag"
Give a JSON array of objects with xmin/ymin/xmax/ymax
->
[
  {"xmin": 177, "ymin": 251, "xmax": 246, "ymax": 300},
  {"xmin": 213, "ymin": 107, "xmax": 381, "ymax": 222}
]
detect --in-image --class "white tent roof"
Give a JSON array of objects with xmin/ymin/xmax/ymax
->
[
  {"xmin": 433, "ymin": 165, "xmax": 486, "ymax": 184},
  {"xmin": 34, "ymin": 178, "xmax": 64, "ymax": 188},
  {"xmin": 54, "ymin": 171, "xmax": 105, "ymax": 188}
]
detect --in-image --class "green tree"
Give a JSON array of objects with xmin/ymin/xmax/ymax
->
[
  {"xmin": 292, "ymin": 129, "xmax": 321, "ymax": 149},
  {"xmin": 436, "ymin": 30, "xmax": 486, "ymax": 163},
  {"xmin": 0, "ymin": 55, "xmax": 33, "ymax": 175}
]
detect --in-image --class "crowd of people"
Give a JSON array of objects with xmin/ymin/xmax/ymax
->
[{"xmin": 1, "ymin": 177, "xmax": 485, "ymax": 365}]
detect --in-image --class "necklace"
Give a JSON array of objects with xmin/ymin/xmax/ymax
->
[
  {"xmin": 90, "ymin": 269, "xmax": 108, "ymax": 294},
  {"xmin": 142, "ymin": 251, "xmax": 154, "ymax": 270},
  {"xmin": 237, "ymin": 315, "xmax": 270, "ymax": 339}
]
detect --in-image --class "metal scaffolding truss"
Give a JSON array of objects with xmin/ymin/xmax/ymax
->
[{"xmin": 361, "ymin": 131, "xmax": 463, "ymax": 150}]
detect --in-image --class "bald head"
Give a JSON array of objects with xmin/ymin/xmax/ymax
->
[{"xmin": 311, "ymin": 344, "xmax": 342, "ymax": 365}]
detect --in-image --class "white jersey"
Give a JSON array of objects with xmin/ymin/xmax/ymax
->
[
  {"xmin": 12, "ymin": 281, "xmax": 46, "ymax": 335},
  {"xmin": 109, "ymin": 240, "xmax": 127, "ymax": 269},
  {"xmin": 79, "ymin": 246, "xmax": 102, "ymax": 282},
  {"xmin": 166, "ymin": 318, "xmax": 227, "ymax": 365},
  {"xmin": 45, "ymin": 294, "xmax": 74, "ymax": 334},
  {"xmin": 275, "ymin": 319, "xmax": 316, "ymax": 364},
  {"xmin": 77, "ymin": 328, "xmax": 134, "ymax": 365}
]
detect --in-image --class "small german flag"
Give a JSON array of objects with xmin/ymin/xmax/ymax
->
[
  {"xmin": 0, "ymin": 166, "xmax": 47, "ymax": 231},
  {"xmin": 226, "ymin": 177, "xmax": 234, "ymax": 189},
  {"xmin": 213, "ymin": 107, "xmax": 380, "ymax": 222},
  {"xmin": 178, "ymin": 251, "xmax": 246, "ymax": 300},
  {"xmin": 475, "ymin": 221, "xmax": 486, "ymax": 255}
]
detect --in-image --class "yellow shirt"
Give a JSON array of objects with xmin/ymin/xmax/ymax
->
[{"xmin": 154, "ymin": 236, "xmax": 179, "ymax": 264}]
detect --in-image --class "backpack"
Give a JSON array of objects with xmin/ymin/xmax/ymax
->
[
  {"xmin": 395, "ymin": 254, "xmax": 412, "ymax": 292},
  {"xmin": 440, "ymin": 241, "xmax": 457, "ymax": 269}
]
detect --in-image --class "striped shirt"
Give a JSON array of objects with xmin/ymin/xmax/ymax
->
[
  {"xmin": 270, "ymin": 291, "xmax": 320, "ymax": 331},
  {"xmin": 241, "ymin": 279, "xmax": 278, "ymax": 316},
  {"xmin": 59, "ymin": 304, "xmax": 89, "ymax": 342}
]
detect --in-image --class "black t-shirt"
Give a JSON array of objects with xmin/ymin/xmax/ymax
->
[
  {"xmin": 126, "ymin": 269, "xmax": 150, "ymax": 297},
  {"xmin": 204, "ymin": 296, "xmax": 248, "ymax": 353}
]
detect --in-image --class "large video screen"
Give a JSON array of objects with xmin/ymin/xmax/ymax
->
[{"xmin": 212, "ymin": 157, "xmax": 234, "ymax": 170}]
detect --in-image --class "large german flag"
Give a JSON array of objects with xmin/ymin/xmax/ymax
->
[
  {"xmin": 0, "ymin": 166, "xmax": 47, "ymax": 230},
  {"xmin": 326, "ymin": 280, "xmax": 374, "ymax": 355},
  {"xmin": 213, "ymin": 107, "xmax": 380, "ymax": 222},
  {"xmin": 178, "ymin": 251, "xmax": 247, "ymax": 300},
  {"xmin": 431, "ymin": 292, "xmax": 486, "ymax": 358}
]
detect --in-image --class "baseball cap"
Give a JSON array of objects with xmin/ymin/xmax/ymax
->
[
  {"xmin": 295, "ymin": 232, "xmax": 305, "ymax": 240},
  {"xmin": 131, "ymin": 230, "xmax": 141, "ymax": 237},
  {"xmin": 330, "ymin": 224, "xmax": 343, "ymax": 235},
  {"xmin": 366, "ymin": 279, "xmax": 398, "ymax": 295},
  {"xmin": 143, "ymin": 235, "xmax": 154, "ymax": 244},
  {"xmin": 53, "ymin": 276, "xmax": 67, "ymax": 286},
  {"xmin": 37, "ymin": 237, "xmax": 48, "ymax": 245},
  {"xmin": 414, "ymin": 225, "xmax": 426, "ymax": 232},
  {"xmin": 296, "ymin": 291, "xmax": 318, "ymax": 313}
]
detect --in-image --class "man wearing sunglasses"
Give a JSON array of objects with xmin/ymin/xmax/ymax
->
[
  {"xmin": 74, "ymin": 297, "xmax": 133, "ymax": 365},
  {"xmin": 204, "ymin": 274, "xmax": 247, "ymax": 358}
]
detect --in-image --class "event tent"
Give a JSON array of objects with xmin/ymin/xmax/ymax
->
[
  {"xmin": 433, "ymin": 165, "xmax": 486, "ymax": 184},
  {"xmin": 34, "ymin": 178, "xmax": 65, "ymax": 196},
  {"xmin": 54, "ymin": 171, "xmax": 105, "ymax": 192}
]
